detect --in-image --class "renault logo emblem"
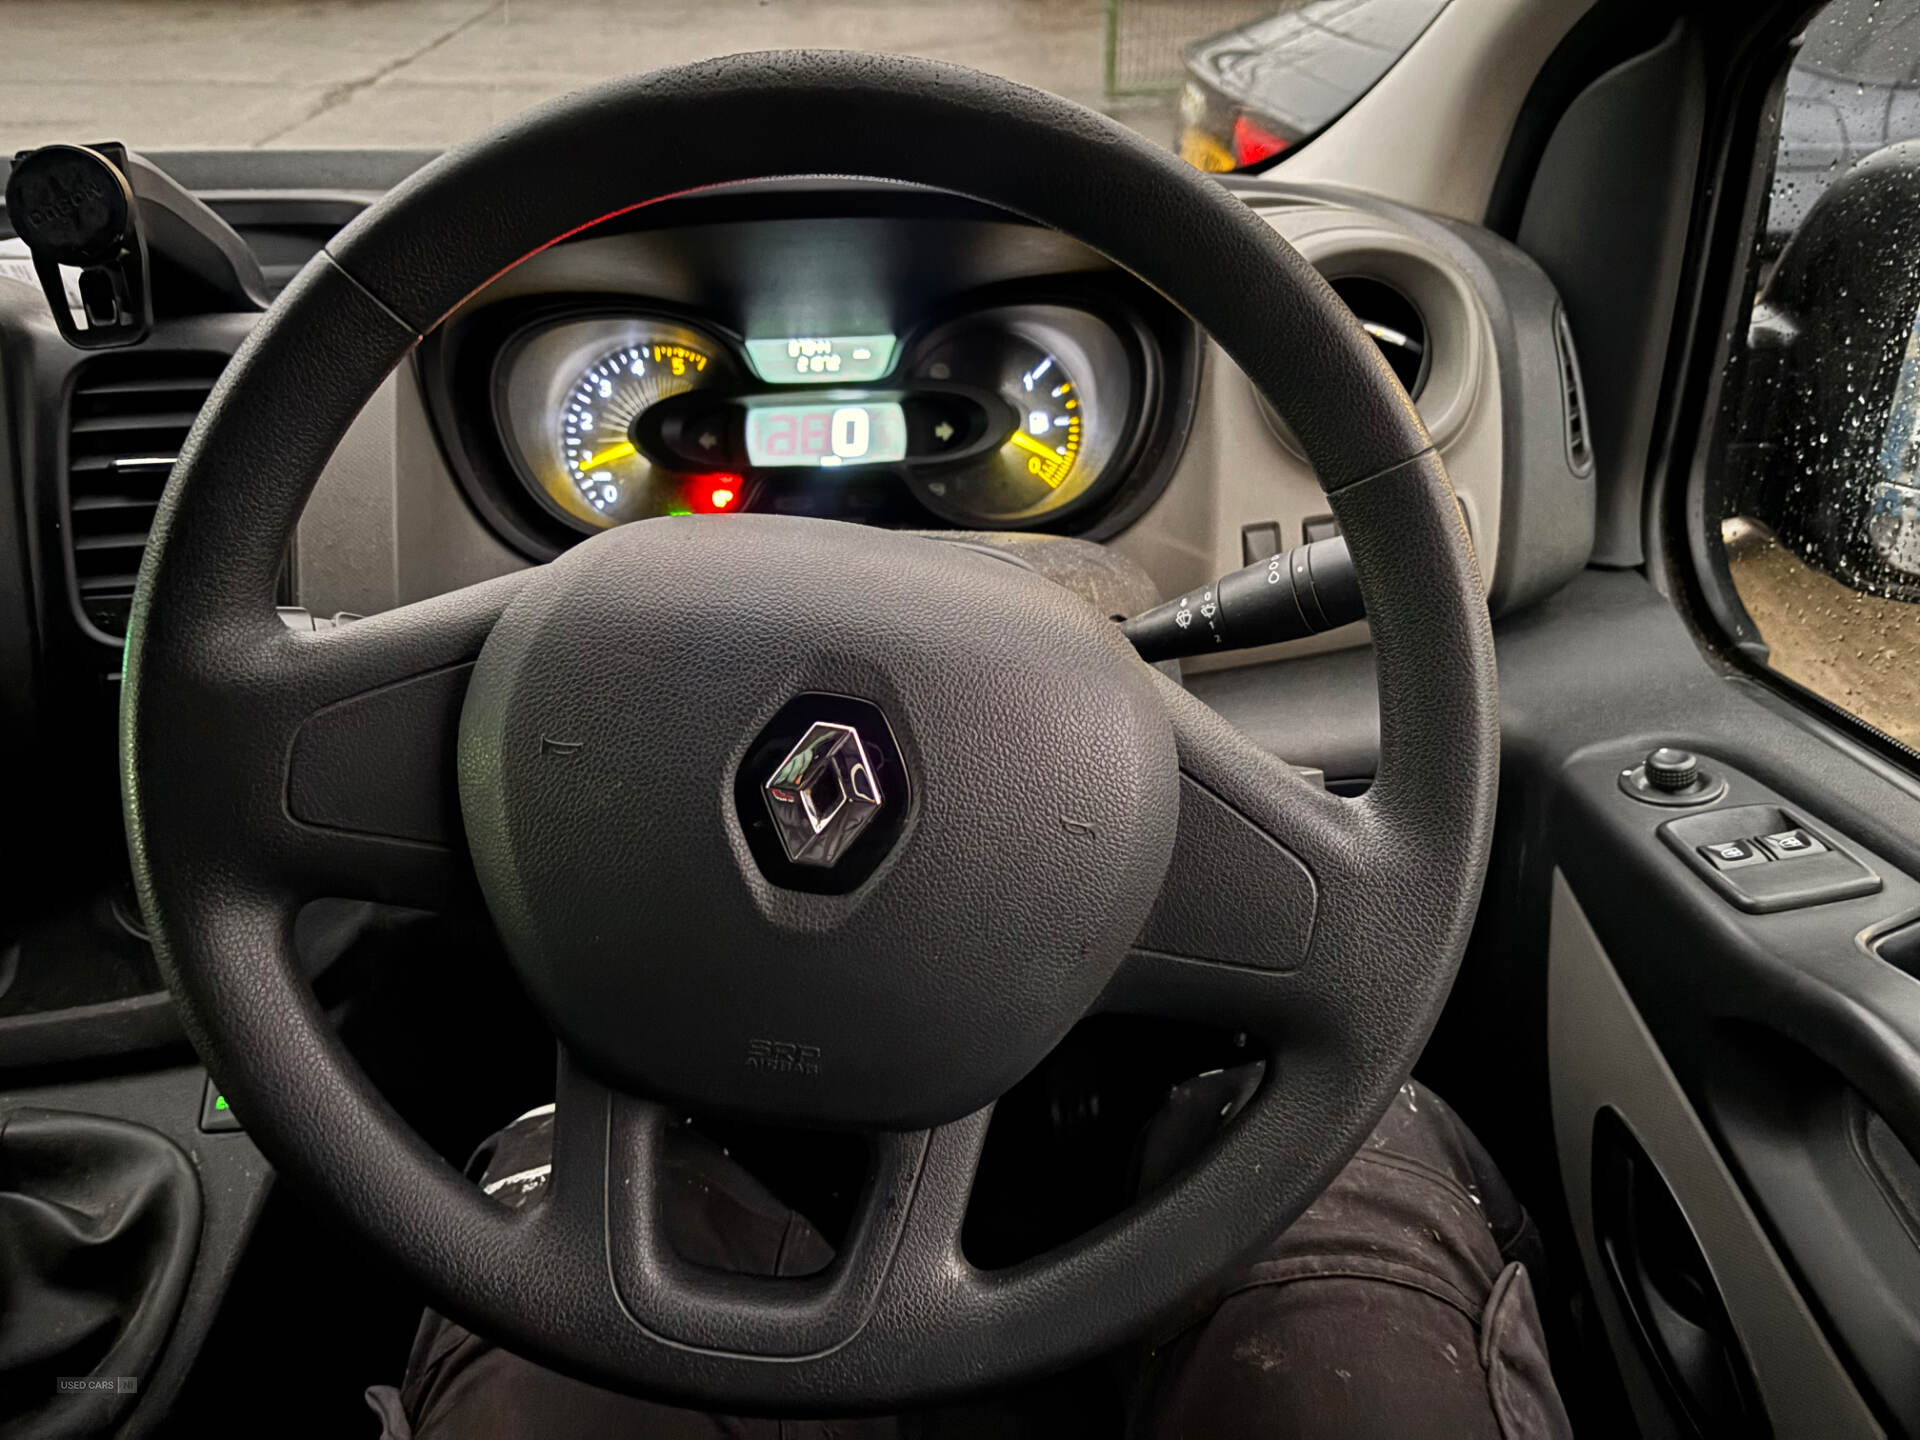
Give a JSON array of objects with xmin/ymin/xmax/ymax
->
[{"xmin": 762, "ymin": 721, "xmax": 885, "ymax": 868}]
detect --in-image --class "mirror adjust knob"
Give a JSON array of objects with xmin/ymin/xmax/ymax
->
[{"xmin": 1645, "ymin": 747, "xmax": 1700, "ymax": 793}]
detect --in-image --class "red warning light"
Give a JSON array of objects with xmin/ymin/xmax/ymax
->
[{"xmin": 687, "ymin": 475, "xmax": 744, "ymax": 514}]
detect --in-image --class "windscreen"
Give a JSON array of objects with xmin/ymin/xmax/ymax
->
[{"xmin": 0, "ymin": 0, "xmax": 1446, "ymax": 174}]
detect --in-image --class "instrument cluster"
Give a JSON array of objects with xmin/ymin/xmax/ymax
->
[{"xmin": 434, "ymin": 287, "xmax": 1182, "ymax": 554}]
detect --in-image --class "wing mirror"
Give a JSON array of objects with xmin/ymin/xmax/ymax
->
[{"xmin": 1720, "ymin": 139, "xmax": 1920, "ymax": 601}]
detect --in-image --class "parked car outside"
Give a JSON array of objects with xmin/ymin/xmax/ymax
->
[{"xmin": 1177, "ymin": 0, "xmax": 1450, "ymax": 170}]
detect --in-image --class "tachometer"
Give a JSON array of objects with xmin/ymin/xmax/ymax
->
[
  {"xmin": 496, "ymin": 318, "xmax": 735, "ymax": 531},
  {"xmin": 559, "ymin": 340, "xmax": 716, "ymax": 522}
]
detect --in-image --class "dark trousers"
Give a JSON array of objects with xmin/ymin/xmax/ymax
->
[{"xmin": 367, "ymin": 1080, "xmax": 1573, "ymax": 1439}]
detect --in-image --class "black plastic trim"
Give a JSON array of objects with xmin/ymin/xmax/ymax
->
[
  {"xmin": 1514, "ymin": 18, "xmax": 1704, "ymax": 569},
  {"xmin": 1591, "ymin": 1105, "xmax": 1771, "ymax": 1438}
]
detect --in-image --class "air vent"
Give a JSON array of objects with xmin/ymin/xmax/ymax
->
[
  {"xmin": 65, "ymin": 354, "xmax": 226, "ymax": 638},
  {"xmin": 1553, "ymin": 306, "xmax": 1595, "ymax": 477},
  {"xmin": 1330, "ymin": 275, "xmax": 1429, "ymax": 399}
]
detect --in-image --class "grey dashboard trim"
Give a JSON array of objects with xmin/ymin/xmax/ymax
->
[
  {"xmin": 168, "ymin": 170, "xmax": 1579, "ymax": 652},
  {"xmin": 1231, "ymin": 176, "xmax": 1598, "ymax": 616},
  {"xmin": 1111, "ymin": 192, "xmax": 1505, "ymax": 667},
  {"xmin": 297, "ymin": 359, "xmax": 525, "ymax": 622}
]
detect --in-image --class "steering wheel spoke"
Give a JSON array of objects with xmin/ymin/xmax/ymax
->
[
  {"xmin": 1100, "ymin": 946, "xmax": 1300, "ymax": 1037},
  {"xmin": 1099, "ymin": 668, "xmax": 1379, "ymax": 1047},
  {"xmin": 273, "ymin": 573, "xmax": 532, "ymax": 905},
  {"xmin": 537, "ymin": 1056, "xmax": 990, "ymax": 1364},
  {"xmin": 132, "ymin": 570, "xmax": 532, "ymax": 916}
]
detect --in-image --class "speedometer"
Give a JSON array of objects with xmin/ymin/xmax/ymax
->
[{"xmin": 496, "ymin": 318, "xmax": 735, "ymax": 531}]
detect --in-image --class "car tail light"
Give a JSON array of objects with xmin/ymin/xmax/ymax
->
[
  {"xmin": 1232, "ymin": 115, "xmax": 1290, "ymax": 167},
  {"xmin": 1179, "ymin": 127, "xmax": 1236, "ymax": 174}
]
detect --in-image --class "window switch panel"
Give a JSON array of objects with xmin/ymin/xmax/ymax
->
[{"xmin": 1659, "ymin": 804, "xmax": 1881, "ymax": 913}]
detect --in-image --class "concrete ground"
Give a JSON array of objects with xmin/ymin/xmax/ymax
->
[
  {"xmin": 0, "ymin": 0, "xmax": 1190, "ymax": 153},
  {"xmin": 1725, "ymin": 517, "xmax": 1919, "ymax": 748}
]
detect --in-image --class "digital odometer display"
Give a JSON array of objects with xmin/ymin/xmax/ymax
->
[
  {"xmin": 744, "ymin": 402, "xmax": 907, "ymax": 468},
  {"xmin": 745, "ymin": 334, "xmax": 897, "ymax": 384}
]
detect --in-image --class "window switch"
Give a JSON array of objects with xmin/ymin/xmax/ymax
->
[
  {"xmin": 1757, "ymin": 827, "xmax": 1827, "ymax": 860},
  {"xmin": 1699, "ymin": 839, "xmax": 1767, "ymax": 871},
  {"xmin": 1661, "ymin": 803, "xmax": 1881, "ymax": 913}
]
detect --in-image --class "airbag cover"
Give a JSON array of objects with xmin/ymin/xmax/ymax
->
[{"xmin": 457, "ymin": 516, "xmax": 1177, "ymax": 1128}]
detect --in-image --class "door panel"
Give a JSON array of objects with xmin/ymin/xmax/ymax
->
[
  {"xmin": 1189, "ymin": 567, "xmax": 1920, "ymax": 1437},
  {"xmin": 1552, "ymin": 746, "xmax": 1920, "ymax": 1436},
  {"xmin": 1550, "ymin": 873, "xmax": 1880, "ymax": 1439}
]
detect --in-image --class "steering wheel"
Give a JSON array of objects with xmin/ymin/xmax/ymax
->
[{"xmin": 121, "ymin": 53, "xmax": 1496, "ymax": 1411}]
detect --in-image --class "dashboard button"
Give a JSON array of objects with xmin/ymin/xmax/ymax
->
[
  {"xmin": 1241, "ymin": 521, "xmax": 1282, "ymax": 565},
  {"xmin": 1302, "ymin": 514, "xmax": 1342, "ymax": 545},
  {"xmin": 1699, "ymin": 839, "xmax": 1767, "ymax": 870},
  {"xmin": 1757, "ymin": 828, "xmax": 1827, "ymax": 860},
  {"xmin": 200, "ymin": 1077, "xmax": 242, "ymax": 1133}
]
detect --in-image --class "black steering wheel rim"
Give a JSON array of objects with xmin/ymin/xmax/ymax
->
[{"xmin": 121, "ymin": 52, "xmax": 1498, "ymax": 1410}]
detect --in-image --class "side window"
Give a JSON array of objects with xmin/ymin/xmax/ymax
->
[{"xmin": 1711, "ymin": 0, "xmax": 1920, "ymax": 750}]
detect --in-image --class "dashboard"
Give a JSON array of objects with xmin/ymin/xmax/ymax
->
[
  {"xmin": 0, "ymin": 159, "xmax": 1595, "ymax": 743},
  {"xmin": 0, "ymin": 147, "xmax": 1595, "ymax": 1070}
]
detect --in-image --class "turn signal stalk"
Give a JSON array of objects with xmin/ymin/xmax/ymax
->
[{"xmin": 1123, "ymin": 535, "xmax": 1364, "ymax": 662}]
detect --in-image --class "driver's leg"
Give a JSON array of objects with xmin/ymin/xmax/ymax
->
[
  {"xmin": 372, "ymin": 1082, "xmax": 1569, "ymax": 1438},
  {"xmin": 1128, "ymin": 1078, "xmax": 1573, "ymax": 1440}
]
